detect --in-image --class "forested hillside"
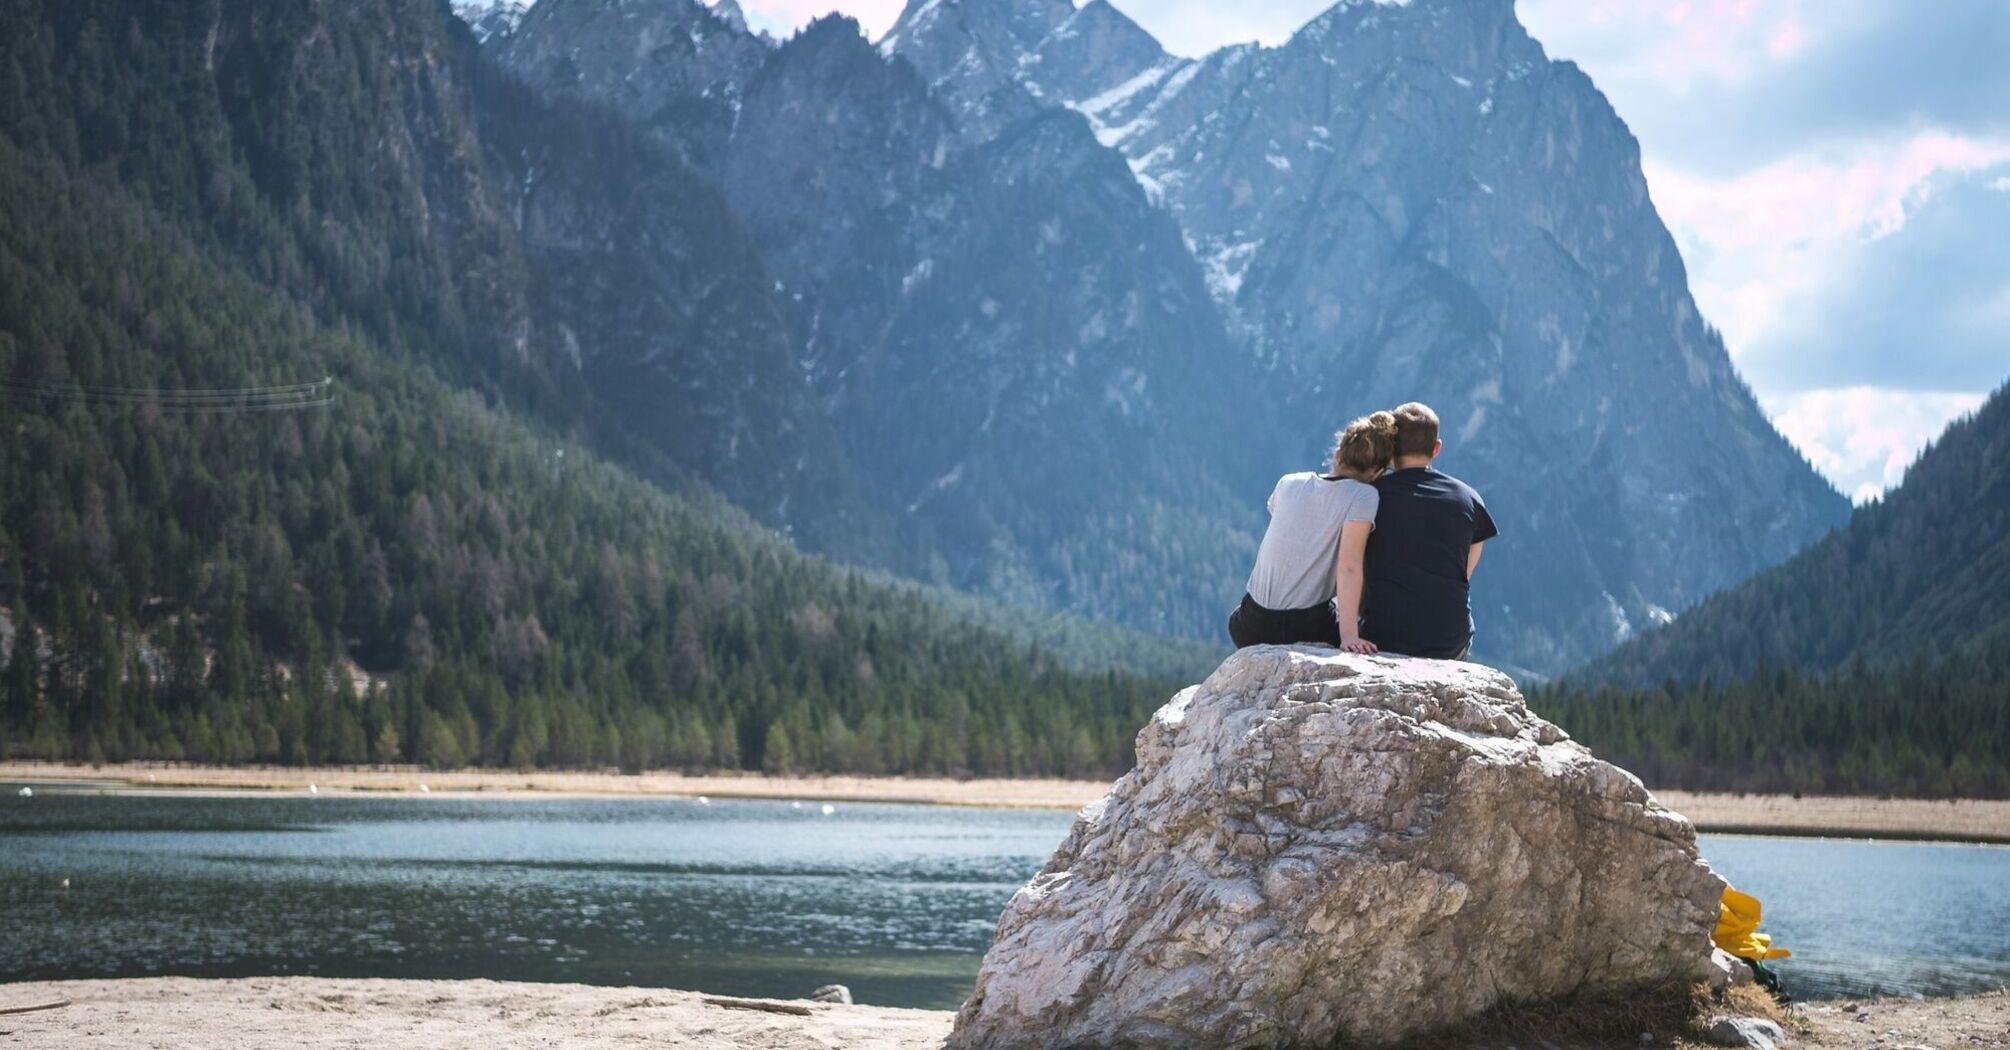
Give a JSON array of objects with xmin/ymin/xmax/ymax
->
[
  {"xmin": 1533, "ymin": 643, "xmax": 2010, "ymax": 797},
  {"xmin": 1536, "ymin": 384, "xmax": 2010, "ymax": 797},
  {"xmin": 0, "ymin": 0, "xmax": 1201, "ymax": 776},
  {"xmin": 1576, "ymin": 383, "xmax": 2008, "ymax": 687},
  {"xmin": 0, "ymin": 131, "xmax": 1184, "ymax": 774}
]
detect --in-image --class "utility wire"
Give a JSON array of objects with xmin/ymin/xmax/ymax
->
[
  {"xmin": 0, "ymin": 377, "xmax": 331, "ymax": 397},
  {"xmin": 0, "ymin": 376, "xmax": 334, "ymax": 411}
]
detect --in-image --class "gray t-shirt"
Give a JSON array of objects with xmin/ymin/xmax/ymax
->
[{"xmin": 1245, "ymin": 473, "xmax": 1380, "ymax": 610}]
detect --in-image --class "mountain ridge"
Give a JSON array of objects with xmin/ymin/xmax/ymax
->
[
  {"xmin": 479, "ymin": 0, "xmax": 1845, "ymax": 672},
  {"xmin": 1531, "ymin": 381, "xmax": 2009, "ymax": 797},
  {"xmin": 0, "ymin": 0, "xmax": 1201, "ymax": 774},
  {"xmin": 1569, "ymin": 380, "xmax": 2010, "ymax": 687}
]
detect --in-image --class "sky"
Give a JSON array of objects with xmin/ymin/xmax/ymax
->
[{"xmin": 726, "ymin": 0, "xmax": 2010, "ymax": 503}]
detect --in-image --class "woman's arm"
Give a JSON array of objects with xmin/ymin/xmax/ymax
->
[{"xmin": 1334, "ymin": 520, "xmax": 1376, "ymax": 654}]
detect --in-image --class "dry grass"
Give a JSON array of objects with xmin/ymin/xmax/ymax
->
[
  {"xmin": 1387, "ymin": 978, "xmax": 1808, "ymax": 1050},
  {"xmin": 1390, "ymin": 980, "xmax": 1715, "ymax": 1050},
  {"xmin": 1719, "ymin": 983, "xmax": 1805, "ymax": 1035}
]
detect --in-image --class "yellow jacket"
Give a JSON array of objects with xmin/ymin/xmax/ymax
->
[{"xmin": 1714, "ymin": 887, "xmax": 1791, "ymax": 960}]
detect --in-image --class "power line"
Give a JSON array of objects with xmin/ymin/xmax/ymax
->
[
  {"xmin": 0, "ymin": 376, "xmax": 335, "ymax": 411},
  {"xmin": 157, "ymin": 398, "xmax": 337, "ymax": 414},
  {"xmin": 0, "ymin": 376, "xmax": 331, "ymax": 398}
]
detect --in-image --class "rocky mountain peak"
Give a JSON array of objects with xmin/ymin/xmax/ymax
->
[
  {"xmin": 712, "ymin": 0, "xmax": 750, "ymax": 34},
  {"xmin": 451, "ymin": 1, "xmax": 530, "ymax": 44},
  {"xmin": 882, "ymin": 0, "xmax": 1170, "ymax": 110},
  {"xmin": 882, "ymin": 0, "xmax": 1078, "ymax": 55},
  {"xmin": 1015, "ymin": 0, "xmax": 1169, "ymax": 103},
  {"xmin": 495, "ymin": 0, "xmax": 771, "ymax": 169},
  {"xmin": 879, "ymin": 0, "xmax": 1081, "ymax": 138},
  {"xmin": 473, "ymin": 0, "xmax": 1848, "ymax": 672},
  {"xmin": 873, "ymin": 0, "xmax": 1849, "ymax": 669},
  {"xmin": 1288, "ymin": 0, "xmax": 1518, "ymax": 46},
  {"xmin": 784, "ymin": 12, "xmax": 880, "ymax": 54}
]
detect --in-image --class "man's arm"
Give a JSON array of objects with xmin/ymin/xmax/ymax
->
[{"xmin": 1466, "ymin": 541, "xmax": 1485, "ymax": 580}]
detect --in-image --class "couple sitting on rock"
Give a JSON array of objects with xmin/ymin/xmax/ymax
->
[{"xmin": 1229, "ymin": 401, "xmax": 1497, "ymax": 659}]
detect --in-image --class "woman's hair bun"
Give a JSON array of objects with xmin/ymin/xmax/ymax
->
[{"xmin": 1333, "ymin": 410, "xmax": 1399, "ymax": 475}]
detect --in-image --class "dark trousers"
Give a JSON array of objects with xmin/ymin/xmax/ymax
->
[{"xmin": 1227, "ymin": 593, "xmax": 1340, "ymax": 649}]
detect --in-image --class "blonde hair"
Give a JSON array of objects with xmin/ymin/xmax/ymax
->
[{"xmin": 1331, "ymin": 411, "xmax": 1398, "ymax": 477}]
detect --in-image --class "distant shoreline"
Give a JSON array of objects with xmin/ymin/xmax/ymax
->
[{"xmin": 4, "ymin": 761, "xmax": 2007, "ymax": 845}]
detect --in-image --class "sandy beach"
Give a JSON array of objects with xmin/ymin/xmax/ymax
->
[
  {"xmin": 5, "ymin": 761, "xmax": 2007, "ymax": 844},
  {"xmin": 2, "ymin": 977, "xmax": 2005, "ymax": 1050},
  {"xmin": 0, "ymin": 977, "xmax": 950, "ymax": 1050}
]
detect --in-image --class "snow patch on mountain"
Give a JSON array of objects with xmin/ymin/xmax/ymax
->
[
  {"xmin": 451, "ymin": 1, "xmax": 527, "ymax": 44},
  {"xmin": 1076, "ymin": 62, "xmax": 1179, "ymax": 119},
  {"xmin": 1196, "ymin": 238, "xmax": 1261, "ymax": 301}
]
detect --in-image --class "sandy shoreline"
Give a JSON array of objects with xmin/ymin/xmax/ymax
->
[
  {"xmin": 4, "ymin": 761, "xmax": 2007, "ymax": 844},
  {"xmin": 0, "ymin": 977, "xmax": 951, "ymax": 1050},
  {"xmin": 2, "ymin": 977, "xmax": 2005, "ymax": 1050}
]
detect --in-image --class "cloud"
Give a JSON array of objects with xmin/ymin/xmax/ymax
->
[
  {"xmin": 1518, "ymin": 0, "xmax": 1825, "ymax": 92},
  {"xmin": 1522, "ymin": 0, "xmax": 2010, "ymax": 496},
  {"xmin": 1522, "ymin": 0, "xmax": 2010, "ymax": 174},
  {"xmin": 730, "ymin": 0, "xmax": 903, "ymax": 40},
  {"xmin": 1765, "ymin": 387, "xmax": 1986, "ymax": 503},
  {"xmin": 1642, "ymin": 132, "xmax": 2010, "ymax": 389}
]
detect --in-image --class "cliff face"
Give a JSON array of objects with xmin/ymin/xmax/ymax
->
[
  {"xmin": 1572, "ymin": 381, "xmax": 2010, "ymax": 687},
  {"xmin": 885, "ymin": 0, "xmax": 1847, "ymax": 667},
  {"xmin": 507, "ymin": 9, "xmax": 1262, "ymax": 632},
  {"xmin": 489, "ymin": 0, "xmax": 768, "ymax": 172},
  {"xmin": 177, "ymin": 0, "xmax": 898, "ymax": 560},
  {"xmin": 474, "ymin": 0, "xmax": 1848, "ymax": 672}
]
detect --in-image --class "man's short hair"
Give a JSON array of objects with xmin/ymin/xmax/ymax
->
[{"xmin": 1392, "ymin": 402, "xmax": 1440, "ymax": 458}]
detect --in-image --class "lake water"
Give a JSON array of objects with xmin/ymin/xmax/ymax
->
[{"xmin": 1, "ymin": 785, "xmax": 2004, "ymax": 1009}]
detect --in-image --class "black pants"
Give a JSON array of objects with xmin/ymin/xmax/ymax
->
[{"xmin": 1227, "ymin": 593, "xmax": 1340, "ymax": 649}]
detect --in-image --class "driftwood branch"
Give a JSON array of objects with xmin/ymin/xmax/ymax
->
[
  {"xmin": 700, "ymin": 996, "xmax": 816, "ymax": 1017},
  {"xmin": 0, "ymin": 999, "xmax": 70, "ymax": 1016}
]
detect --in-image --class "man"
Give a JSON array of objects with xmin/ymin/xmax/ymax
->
[{"xmin": 1360, "ymin": 402, "xmax": 1497, "ymax": 659}]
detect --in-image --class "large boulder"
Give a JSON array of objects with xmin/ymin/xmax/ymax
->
[{"xmin": 950, "ymin": 647, "xmax": 1725, "ymax": 1048}]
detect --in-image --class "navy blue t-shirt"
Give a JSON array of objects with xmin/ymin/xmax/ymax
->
[{"xmin": 1361, "ymin": 466, "xmax": 1498, "ymax": 658}]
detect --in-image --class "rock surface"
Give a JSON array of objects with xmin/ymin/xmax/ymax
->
[
  {"xmin": 949, "ymin": 647, "xmax": 1726, "ymax": 1048},
  {"xmin": 1709, "ymin": 947, "xmax": 1758, "ymax": 991},
  {"xmin": 1709, "ymin": 1016, "xmax": 1790, "ymax": 1049},
  {"xmin": 810, "ymin": 984, "xmax": 854, "ymax": 1005}
]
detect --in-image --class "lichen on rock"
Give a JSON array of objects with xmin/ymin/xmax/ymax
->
[{"xmin": 949, "ymin": 646, "xmax": 1726, "ymax": 1049}]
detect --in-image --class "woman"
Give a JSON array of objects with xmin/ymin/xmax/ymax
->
[{"xmin": 1228, "ymin": 411, "xmax": 1395, "ymax": 653}]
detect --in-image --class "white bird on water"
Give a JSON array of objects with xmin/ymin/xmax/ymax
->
[
  {"xmin": 820, "ymin": 803, "xmax": 836, "ymax": 816},
  {"xmin": 16, "ymin": 787, "xmax": 30, "ymax": 798}
]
